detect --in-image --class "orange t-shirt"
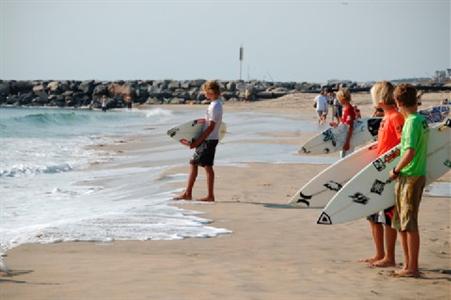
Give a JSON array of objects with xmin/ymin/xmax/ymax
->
[{"xmin": 376, "ymin": 108, "xmax": 404, "ymax": 156}]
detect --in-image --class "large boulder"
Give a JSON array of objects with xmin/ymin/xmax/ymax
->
[
  {"xmin": 225, "ymin": 81, "xmax": 236, "ymax": 91},
  {"xmin": 108, "ymin": 83, "xmax": 134, "ymax": 98},
  {"xmin": 0, "ymin": 82, "xmax": 10, "ymax": 96},
  {"xmin": 221, "ymin": 91, "xmax": 237, "ymax": 100},
  {"xmin": 47, "ymin": 81, "xmax": 60, "ymax": 93},
  {"xmin": 31, "ymin": 96, "xmax": 49, "ymax": 106},
  {"xmin": 78, "ymin": 80, "xmax": 95, "ymax": 95},
  {"xmin": 10, "ymin": 81, "xmax": 33, "ymax": 94},
  {"xmin": 32, "ymin": 84, "xmax": 46, "ymax": 94},
  {"xmin": 93, "ymin": 84, "xmax": 109, "ymax": 97},
  {"xmin": 168, "ymin": 81, "xmax": 180, "ymax": 89},
  {"xmin": 189, "ymin": 79, "xmax": 206, "ymax": 88}
]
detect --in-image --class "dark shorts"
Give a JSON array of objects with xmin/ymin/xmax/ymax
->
[
  {"xmin": 335, "ymin": 105, "xmax": 342, "ymax": 118},
  {"xmin": 367, "ymin": 206, "xmax": 395, "ymax": 226},
  {"xmin": 190, "ymin": 140, "xmax": 219, "ymax": 167}
]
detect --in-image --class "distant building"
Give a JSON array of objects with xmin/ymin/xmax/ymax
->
[
  {"xmin": 447, "ymin": 68, "xmax": 451, "ymax": 79},
  {"xmin": 434, "ymin": 70, "xmax": 447, "ymax": 82}
]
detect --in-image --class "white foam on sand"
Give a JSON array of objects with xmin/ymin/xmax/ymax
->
[{"xmin": 0, "ymin": 107, "xmax": 341, "ymax": 254}]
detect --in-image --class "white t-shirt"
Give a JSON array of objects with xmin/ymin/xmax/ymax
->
[
  {"xmin": 315, "ymin": 95, "xmax": 328, "ymax": 112},
  {"xmin": 204, "ymin": 99, "xmax": 223, "ymax": 140}
]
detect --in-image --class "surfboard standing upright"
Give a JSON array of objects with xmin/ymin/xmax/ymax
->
[
  {"xmin": 167, "ymin": 119, "xmax": 227, "ymax": 146},
  {"xmin": 317, "ymin": 120, "xmax": 451, "ymax": 225}
]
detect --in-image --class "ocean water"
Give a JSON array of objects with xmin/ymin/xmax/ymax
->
[{"xmin": 0, "ymin": 106, "xmax": 326, "ymax": 255}]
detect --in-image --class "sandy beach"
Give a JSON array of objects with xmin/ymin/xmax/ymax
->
[{"xmin": 1, "ymin": 92, "xmax": 450, "ymax": 300}]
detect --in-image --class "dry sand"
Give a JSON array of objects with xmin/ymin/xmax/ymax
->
[{"xmin": 1, "ymin": 92, "xmax": 450, "ymax": 300}]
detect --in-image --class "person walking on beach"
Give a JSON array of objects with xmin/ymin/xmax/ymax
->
[
  {"xmin": 174, "ymin": 80, "xmax": 223, "ymax": 202},
  {"xmin": 389, "ymin": 84, "xmax": 428, "ymax": 278},
  {"xmin": 314, "ymin": 88, "xmax": 329, "ymax": 125},
  {"xmin": 125, "ymin": 95, "xmax": 133, "ymax": 110},
  {"xmin": 329, "ymin": 90, "xmax": 342, "ymax": 123},
  {"xmin": 360, "ymin": 81, "xmax": 404, "ymax": 268},
  {"xmin": 330, "ymin": 88, "xmax": 356, "ymax": 158}
]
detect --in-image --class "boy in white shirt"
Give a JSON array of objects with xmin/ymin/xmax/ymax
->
[{"xmin": 174, "ymin": 80, "xmax": 223, "ymax": 202}]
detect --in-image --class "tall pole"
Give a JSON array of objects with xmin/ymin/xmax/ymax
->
[{"xmin": 239, "ymin": 45, "xmax": 243, "ymax": 81}]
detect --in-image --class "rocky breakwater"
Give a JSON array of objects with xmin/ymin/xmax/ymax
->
[
  {"xmin": 0, "ymin": 80, "xmax": 325, "ymax": 109},
  {"xmin": 0, "ymin": 79, "xmax": 449, "ymax": 109}
]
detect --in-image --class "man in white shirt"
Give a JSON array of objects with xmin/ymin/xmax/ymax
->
[{"xmin": 314, "ymin": 88, "xmax": 329, "ymax": 124}]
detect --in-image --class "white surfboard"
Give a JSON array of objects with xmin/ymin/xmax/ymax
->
[
  {"xmin": 290, "ymin": 106, "xmax": 448, "ymax": 208},
  {"xmin": 317, "ymin": 120, "xmax": 451, "ymax": 225},
  {"xmin": 419, "ymin": 104, "xmax": 449, "ymax": 124},
  {"xmin": 300, "ymin": 118, "xmax": 382, "ymax": 155},
  {"xmin": 300, "ymin": 105, "xmax": 449, "ymax": 155},
  {"xmin": 167, "ymin": 118, "xmax": 227, "ymax": 146},
  {"xmin": 289, "ymin": 142, "xmax": 379, "ymax": 207}
]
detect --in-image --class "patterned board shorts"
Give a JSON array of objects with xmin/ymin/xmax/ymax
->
[
  {"xmin": 190, "ymin": 140, "xmax": 219, "ymax": 167},
  {"xmin": 392, "ymin": 175, "xmax": 426, "ymax": 231},
  {"xmin": 367, "ymin": 206, "xmax": 395, "ymax": 226}
]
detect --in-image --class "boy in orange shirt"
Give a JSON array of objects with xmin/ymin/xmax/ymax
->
[{"xmin": 360, "ymin": 81, "xmax": 404, "ymax": 267}]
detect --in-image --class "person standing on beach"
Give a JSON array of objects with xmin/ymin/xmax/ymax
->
[
  {"xmin": 389, "ymin": 84, "xmax": 428, "ymax": 278},
  {"xmin": 360, "ymin": 81, "xmax": 404, "ymax": 268},
  {"xmin": 125, "ymin": 95, "xmax": 133, "ymax": 110},
  {"xmin": 314, "ymin": 88, "xmax": 329, "ymax": 125},
  {"xmin": 331, "ymin": 88, "xmax": 356, "ymax": 158},
  {"xmin": 101, "ymin": 95, "xmax": 107, "ymax": 112},
  {"xmin": 329, "ymin": 90, "xmax": 342, "ymax": 123},
  {"xmin": 174, "ymin": 80, "xmax": 223, "ymax": 202}
]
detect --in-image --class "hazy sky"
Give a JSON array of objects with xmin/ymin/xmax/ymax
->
[{"xmin": 0, "ymin": 0, "xmax": 449, "ymax": 82}]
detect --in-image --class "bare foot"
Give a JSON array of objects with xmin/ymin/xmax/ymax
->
[
  {"xmin": 369, "ymin": 258, "xmax": 396, "ymax": 268},
  {"xmin": 173, "ymin": 193, "xmax": 192, "ymax": 201},
  {"xmin": 197, "ymin": 196, "xmax": 215, "ymax": 202},
  {"xmin": 391, "ymin": 269, "xmax": 421, "ymax": 278},
  {"xmin": 358, "ymin": 256, "xmax": 382, "ymax": 264}
]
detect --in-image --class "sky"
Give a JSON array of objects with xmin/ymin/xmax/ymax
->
[{"xmin": 0, "ymin": 0, "xmax": 449, "ymax": 82}]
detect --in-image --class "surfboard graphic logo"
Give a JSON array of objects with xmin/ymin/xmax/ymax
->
[
  {"xmin": 295, "ymin": 192, "xmax": 311, "ymax": 206},
  {"xmin": 167, "ymin": 128, "xmax": 179, "ymax": 138},
  {"xmin": 324, "ymin": 181, "xmax": 342, "ymax": 192},
  {"xmin": 444, "ymin": 159, "xmax": 451, "ymax": 168},
  {"xmin": 349, "ymin": 192, "xmax": 369, "ymax": 205},
  {"xmin": 373, "ymin": 147, "xmax": 400, "ymax": 171},
  {"xmin": 317, "ymin": 212, "xmax": 332, "ymax": 225},
  {"xmin": 370, "ymin": 179, "xmax": 387, "ymax": 195},
  {"xmin": 322, "ymin": 128, "xmax": 336, "ymax": 147}
]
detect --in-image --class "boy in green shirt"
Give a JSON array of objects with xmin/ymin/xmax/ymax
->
[{"xmin": 389, "ymin": 84, "xmax": 429, "ymax": 278}]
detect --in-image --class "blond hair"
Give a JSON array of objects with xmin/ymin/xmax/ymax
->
[
  {"xmin": 336, "ymin": 88, "xmax": 351, "ymax": 103},
  {"xmin": 370, "ymin": 81, "xmax": 395, "ymax": 107},
  {"xmin": 202, "ymin": 80, "xmax": 221, "ymax": 96}
]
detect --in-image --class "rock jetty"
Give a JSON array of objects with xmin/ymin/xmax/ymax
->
[{"xmin": 0, "ymin": 79, "xmax": 449, "ymax": 109}]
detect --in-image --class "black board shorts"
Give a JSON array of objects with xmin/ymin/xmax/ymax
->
[{"xmin": 190, "ymin": 140, "xmax": 219, "ymax": 167}]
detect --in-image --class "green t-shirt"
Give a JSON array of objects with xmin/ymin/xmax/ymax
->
[{"xmin": 400, "ymin": 113, "xmax": 429, "ymax": 176}]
